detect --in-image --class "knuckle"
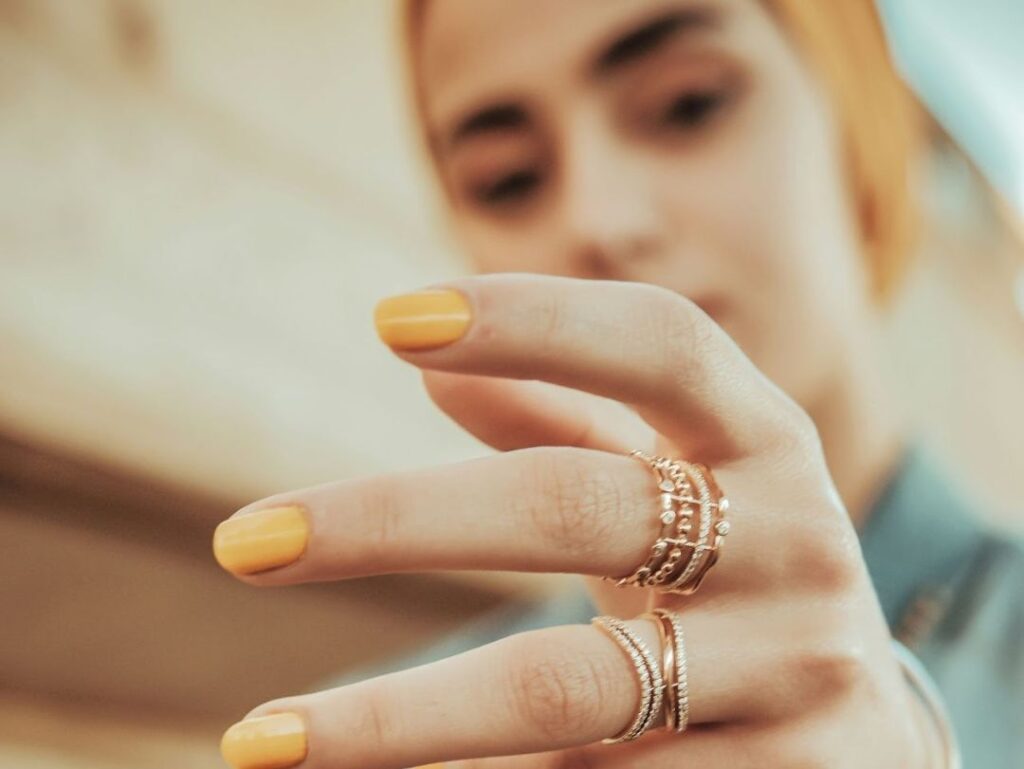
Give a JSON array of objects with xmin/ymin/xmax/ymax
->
[
  {"xmin": 815, "ymin": 545, "xmax": 862, "ymax": 593},
  {"xmin": 521, "ymin": 448, "xmax": 622, "ymax": 559},
  {"xmin": 770, "ymin": 453, "xmax": 862, "ymax": 591},
  {"xmin": 789, "ymin": 637, "xmax": 871, "ymax": 706},
  {"xmin": 785, "ymin": 518, "xmax": 862, "ymax": 593},
  {"xmin": 763, "ymin": 396, "xmax": 825, "ymax": 462},
  {"xmin": 642, "ymin": 287, "xmax": 709, "ymax": 387},
  {"xmin": 505, "ymin": 637, "xmax": 607, "ymax": 740},
  {"xmin": 535, "ymin": 289, "xmax": 568, "ymax": 344},
  {"xmin": 354, "ymin": 686, "xmax": 401, "ymax": 752},
  {"xmin": 355, "ymin": 478, "xmax": 405, "ymax": 562},
  {"xmin": 786, "ymin": 409, "xmax": 823, "ymax": 458}
]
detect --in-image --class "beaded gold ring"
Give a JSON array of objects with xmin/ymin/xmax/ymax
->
[{"xmin": 609, "ymin": 450, "xmax": 730, "ymax": 596}]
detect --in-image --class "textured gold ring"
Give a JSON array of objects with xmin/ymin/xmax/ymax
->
[{"xmin": 610, "ymin": 450, "xmax": 730, "ymax": 596}]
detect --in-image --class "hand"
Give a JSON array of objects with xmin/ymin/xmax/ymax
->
[{"xmin": 213, "ymin": 274, "xmax": 933, "ymax": 769}]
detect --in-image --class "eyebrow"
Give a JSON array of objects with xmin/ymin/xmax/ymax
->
[
  {"xmin": 442, "ymin": 5, "xmax": 721, "ymax": 151},
  {"xmin": 594, "ymin": 6, "xmax": 721, "ymax": 75}
]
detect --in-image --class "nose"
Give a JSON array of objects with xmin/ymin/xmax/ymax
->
[{"xmin": 559, "ymin": 110, "xmax": 662, "ymax": 275}]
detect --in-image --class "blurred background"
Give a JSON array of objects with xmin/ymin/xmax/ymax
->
[{"xmin": 1, "ymin": 1, "xmax": 1022, "ymax": 767}]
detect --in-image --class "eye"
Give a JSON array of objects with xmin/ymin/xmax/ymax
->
[
  {"xmin": 661, "ymin": 89, "xmax": 725, "ymax": 130},
  {"xmin": 473, "ymin": 168, "xmax": 543, "ymax": 207}
]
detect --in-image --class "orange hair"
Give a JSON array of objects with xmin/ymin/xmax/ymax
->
[{"xmin": 402, "ymin": 0, "xmax": 924, "ymax": 299}]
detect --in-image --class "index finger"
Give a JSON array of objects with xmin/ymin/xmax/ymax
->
[{"xmin": 374, "ymin": 274, "xmax": 802, "ymax": 460}]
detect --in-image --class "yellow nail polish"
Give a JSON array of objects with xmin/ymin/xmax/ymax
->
[
  {"xmin": 374, "ymin": 289, "xmax": 471, "ymax": 351},
  {"xmin": 221, "ymin": 713, "xmax": 307, "ymax": 769},
  {"xmin": 213, "ymin": 506, "xmax": 309, "ymax": 575}
]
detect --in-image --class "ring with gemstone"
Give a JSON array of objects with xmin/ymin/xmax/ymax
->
[{"xmin": 610, "ymin": 450, "xmax": 730, "ymax": 596}]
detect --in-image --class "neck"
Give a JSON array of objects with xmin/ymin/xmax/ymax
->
[{"xmin": 807, "ymin": 327, "xmax": 907, "ymax": 529}]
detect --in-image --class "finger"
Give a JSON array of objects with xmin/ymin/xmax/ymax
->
[
  {"xmin": 221, "ymin": 616, "xmax": 813, "ymax": 769},
  {"xmin": 420, "ymin": 372, "xmax": 656, "ymax": 618},
  {"xmin": 374, "ymin": 275, "xmax": 805, "ymax": 460},
  {"xmin": 213, "ymin": 444, "xmax": 808, "ymax": 597},
  {"xmin": 214, "ymin": 446, "xmax": 661, "ymax": 584},
  {"xmin": 453, "ymin": 710, "xmax": 846, "ymax": 769},
  {"xmin": 421, "ymin": 370, "xmax": 654, "ymax": 454},
  {"xmin": 447, "ymin": 724, "xmax": 769, "ymax": 769}
]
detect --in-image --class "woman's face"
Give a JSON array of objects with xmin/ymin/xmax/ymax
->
[{"xmin": 416, "ymin": 0, "xmax": 873, "ymax": 409}]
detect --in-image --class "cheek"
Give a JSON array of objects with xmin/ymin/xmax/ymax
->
[
  {"xmin": 650, "ymin": 98, "xmax": 865, "ymax": 403},
  {"xmin": 457, "ymin": 216, "xmax": 568, "ymax": 276},
  {"xmin": 651, "ymin": 119, "xmax": 810, "ymax": 305},
  {"xmin": 725, "ymin": 64, "xmax": 870, "ymax": 310}
]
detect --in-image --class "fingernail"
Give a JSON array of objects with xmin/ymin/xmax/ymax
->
[
  {"xmin": 220, "ymin": 713, "xmax": 307, "ymax": 769},
  {"xmin": 374, "ymin": 289, "xmax": 471, "ymax": 351},
  {"xmin": 213, "ymin": 506, "xmax": 309, "ymax": 575}
]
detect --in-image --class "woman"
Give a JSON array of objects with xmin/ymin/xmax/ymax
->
[{"xmin": 211, "ymin": 1, "xmax": 1023, "ymax": 767}]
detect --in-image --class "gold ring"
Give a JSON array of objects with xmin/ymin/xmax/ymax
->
[
  {"xmin": 642, "ymin": 608, "xmax": 690, "ymax": 733},
  {"xmin": 591, "ymin": 616, "xmax": 664, "ymax": 743},
  {"xmin": 610, "ymin": 450, "xmax": 730, "ymax": 596},
  {"xmin": 594, "ymin": 610, "xmax": 691, "ymax": 743}
]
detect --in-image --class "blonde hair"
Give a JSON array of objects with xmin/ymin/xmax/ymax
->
[{"xmin": 402, "ymin": 0, "xmax": 924, "ymax": 298}]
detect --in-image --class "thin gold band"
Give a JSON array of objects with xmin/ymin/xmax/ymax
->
[
  {"xmin": 613, "ymin": 451, "xmax": 730, "ymax": 595},
  {"xmin": 595, "ymin": 610, "xmax": 692, "ymax": 744},
  {"xmin": 592, "ymin": 616, "xmax": 664, "ymax": 743}
]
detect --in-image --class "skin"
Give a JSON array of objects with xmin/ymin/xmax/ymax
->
[
  {"xmin": 217, "ymin": 1, "xmax": 938, "ymax": 766},
  {"xmin": 419, "ymin": 0, "xmax": 905, "ymax": 523}
]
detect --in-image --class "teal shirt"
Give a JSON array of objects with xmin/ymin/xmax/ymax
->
[
  {"xmin": 863, "ymin": 448, "xmax": 1024, "ymax": 768},
  {"xmin": 336, "ymin": 447, "xmax": 1024, "ymax": 767}
]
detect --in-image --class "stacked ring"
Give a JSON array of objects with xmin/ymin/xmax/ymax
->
[
  {"xmin": 664, "ymin": 461, "xmax": 730, "ymax": 595},
  {"xmin": 591, "ymin": 616, "xmax": 664, "ymax": 743},
  {"xmin": 611, "ymin": 450, "xmax": 730, "ymax": 595},
  {"xmin": 593, "ymin": 610, "xmax": 691, "ymax": 743},
  {"xmin": 642, "ymin": 608, "xmax": 690, "ymax": 733}
]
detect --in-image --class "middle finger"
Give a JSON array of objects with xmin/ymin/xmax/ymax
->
[{"xmin": 212, "ymin": 446, "xmax": 785, "ymax": 594}]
